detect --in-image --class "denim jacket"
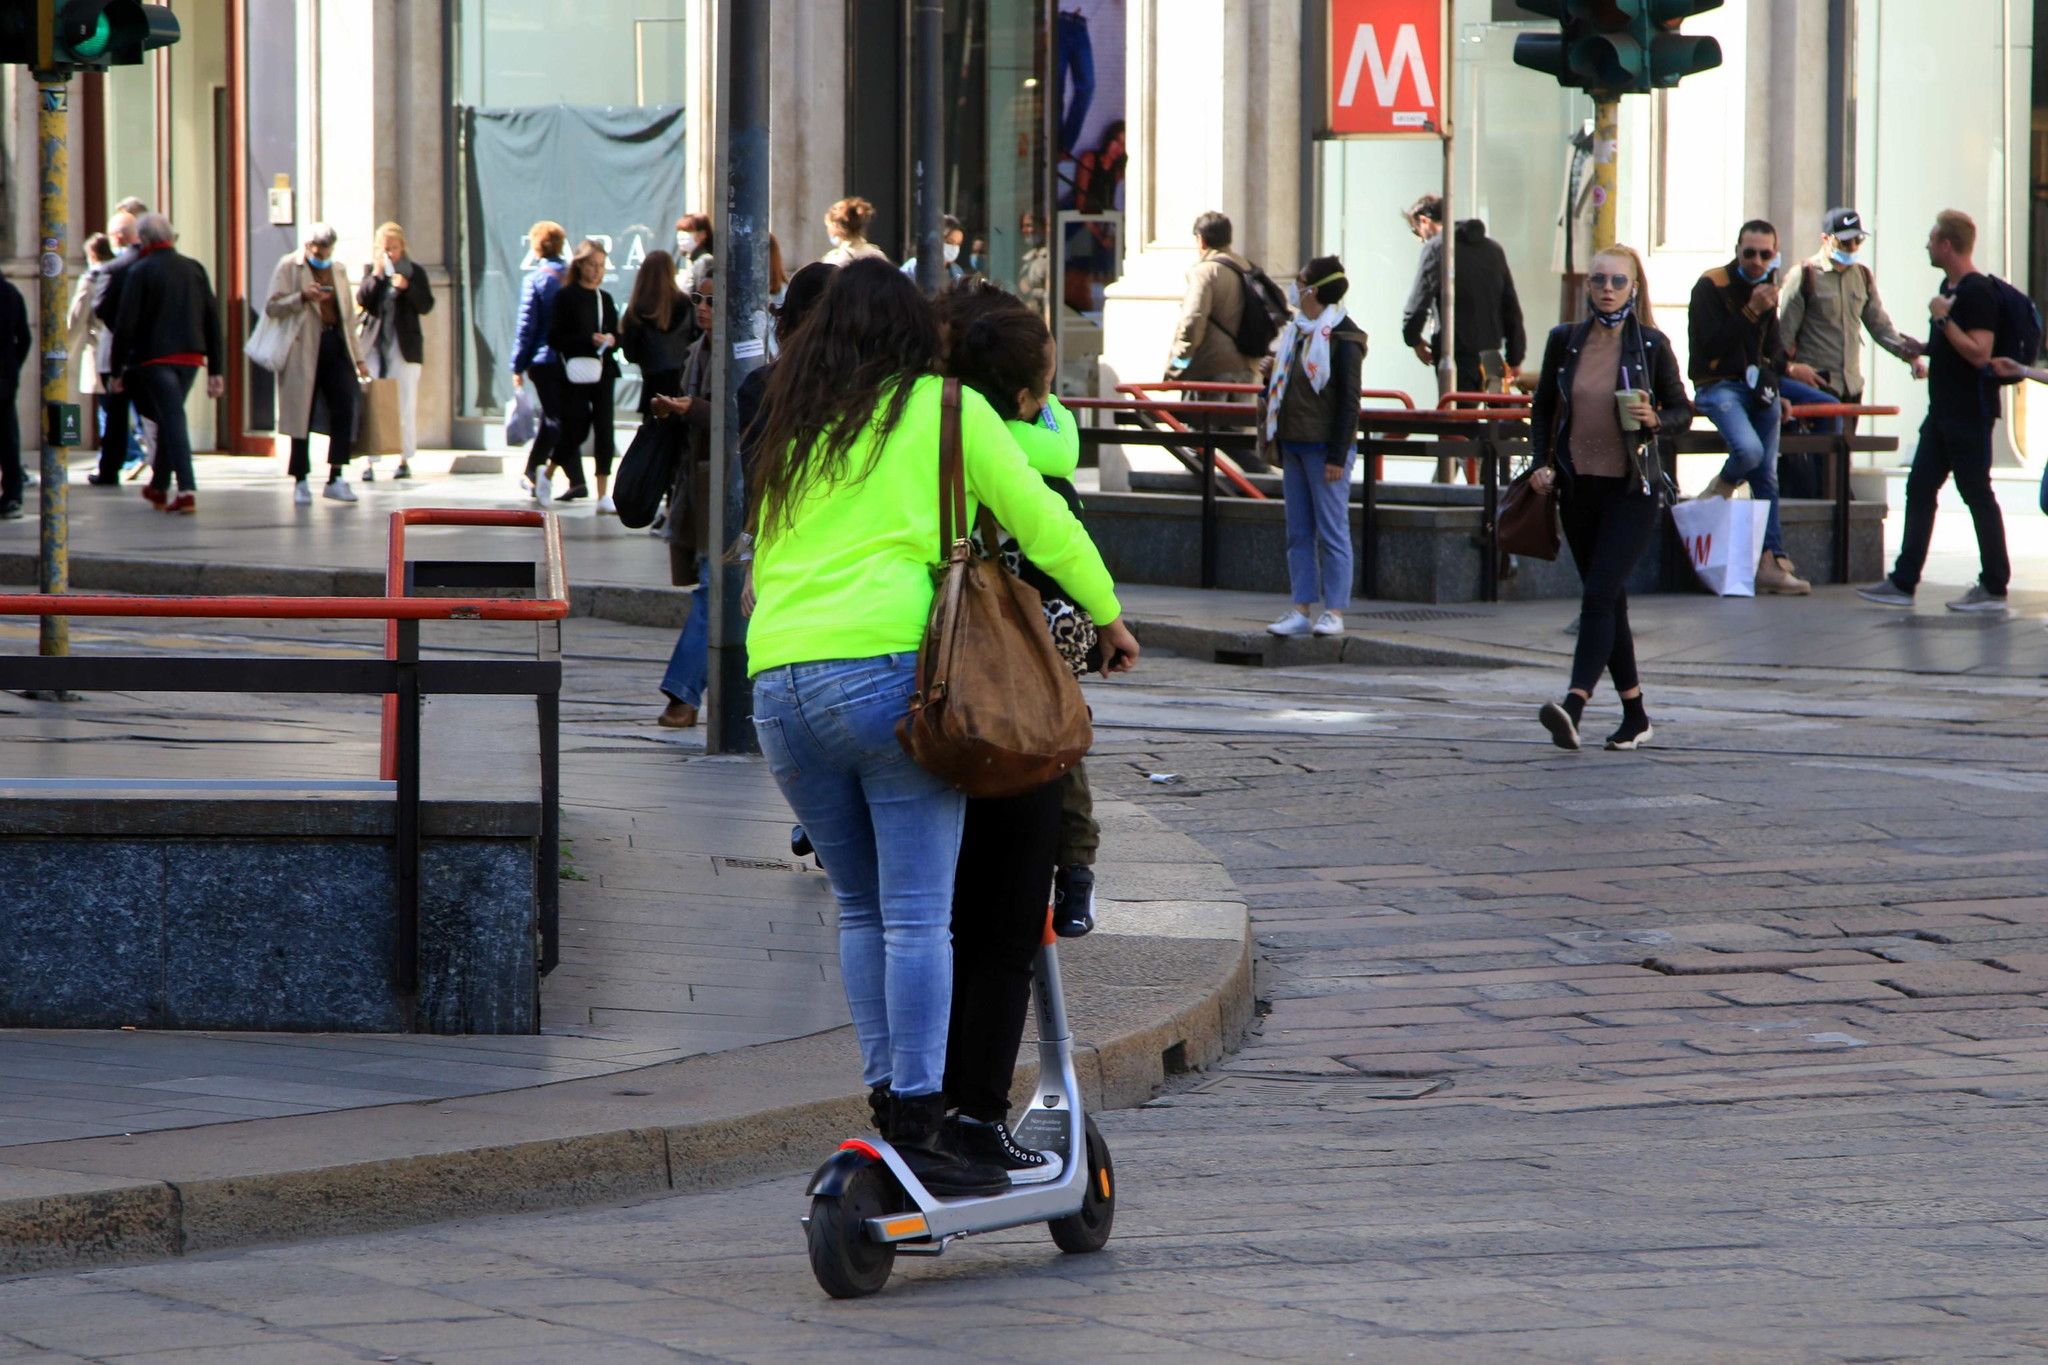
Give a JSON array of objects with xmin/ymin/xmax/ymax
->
[{"xmin": 510, "ymin": 258, "xmax": 567, "ymax": 374}]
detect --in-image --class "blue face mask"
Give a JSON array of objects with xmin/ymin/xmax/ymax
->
[
  {"xmin": 306, "ymin": 252, "xmax": 329, "ymax": 269},
  {"xmin": 1736, "ymin": 262, "xmax": 1765, "ymax": 285},
  {"xmin": 1829, "ymin": 246, "xmax": 1860, "ymax": 266}
]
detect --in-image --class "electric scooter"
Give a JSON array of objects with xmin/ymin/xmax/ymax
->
[{"xmin": 800, "ymin": 910, "xmax": 1117, "ymax": 1297}]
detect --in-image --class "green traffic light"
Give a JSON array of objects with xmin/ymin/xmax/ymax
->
[{"xmin": 72, "ymin": 13, "xmax": 111, "ymax": 60}]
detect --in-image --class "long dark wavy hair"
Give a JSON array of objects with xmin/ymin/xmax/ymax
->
[{"xmin": 748, "ymin": 258, "xmax": 940, "ymax": 537}]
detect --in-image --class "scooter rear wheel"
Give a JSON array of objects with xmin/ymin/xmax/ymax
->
[
  {"xmin": 1047, "ymin": 1117, "xmax": 1115, "ymax": 1254},
  {"xmin": 807, "ymin": 1163, "xmax": 898, "ymax": 1298}
]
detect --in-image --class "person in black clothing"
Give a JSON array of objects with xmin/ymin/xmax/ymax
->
[
  {"xmin": 1528, "ymin": 245, "xmax": 1692, "ymax": 752},
  {"xmin": 620, "ymin": 249, "xmax": 695, "ymax": 417},
  {"xmin": 110, "ymin": 214, "xmax": 225, "ymax": 514},
  {"xmin": 545, "ymin": 239, "xmax": 621, "ymax": 506},
  {"xmin": 1401, "ymin": 206, "xmax": 1526, "ymax": 481},
  {"xmin": 0, "ymin": 274, "xmax": 31, "ymax": 519},
  {"xmin": 1859, "ymin": 210, "xmax": 2011, "ymax": 612},
  {"xmin": 1263, "ymin": 255, "xmax": 1367, "ymax": 639}
]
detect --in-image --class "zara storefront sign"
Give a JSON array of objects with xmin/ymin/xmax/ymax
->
[{"xmin": 1326, "ymin": 0, "xmax": 1447, "ymax": 138}]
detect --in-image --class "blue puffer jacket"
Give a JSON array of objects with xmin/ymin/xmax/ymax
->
[{"xmin": 510, "ymin": 258, "xmax": 568, "ymax": 373}]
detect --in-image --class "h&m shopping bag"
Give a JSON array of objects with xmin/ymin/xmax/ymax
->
[
  {"xmin": 1669, "ymin": 497, "xmax": 1771, "ymax": 597},
  {"xmin": 356, "ymin": 378, "xmax": 403, "ymax": 456}
]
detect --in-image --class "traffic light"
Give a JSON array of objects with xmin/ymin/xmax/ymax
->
[
  {"xmin": 1512, "ymin": 1, "xmax": 1720, "ymax": 96},
  {"xmin": 0, "ymin": 1, "xmax": 181, "ymax": 75}
]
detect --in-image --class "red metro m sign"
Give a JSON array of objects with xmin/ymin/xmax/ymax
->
[{"xmin": 1327, "ymin": 0, "xmax": 1447, "ymax": 137}]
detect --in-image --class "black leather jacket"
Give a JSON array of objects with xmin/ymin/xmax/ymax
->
[{"xmin": 1529, "ymin": 315, "xmax": 1691, "ymax": 501}]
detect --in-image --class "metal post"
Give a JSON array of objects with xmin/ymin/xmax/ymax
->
[
  {"xmin": 705, "ymin": 0, "xmax": 770, "ymax": 755},
  {"xmin": 1437, "ymin": 117, "xmax": 1455, "ymax": 402},
  {"xmin": 1480, "ymin": 425, "xmax": 1500, "ymax": 602},
  {"xmin": 1591, "ymin": 96, "xmax": 1618, "ymax": 252},
  {"xmin": 36, "ymin": 78, "xmax": 70, "ymax": 659},
  {"xmin": 1832, "ymin": 432, "xmax": 1852, "ymax": 585},
  {"xmin": 911, "ymin": 0, "xmax": 944, "ymax": 294},
  {"xmin": 1198, "ymin": 422, "xmax": 1217, "ymax": 590},
  {"xmin": 537, "ymin": 689, "xmax": 560, "ymax": 973},
  {"xmin": 393, "ymin": 617, "xmax": 421, "ymax": 1010},
  {"xmin": 1359, "ymin": 425, "xmax": 1379, "ymax": 600}
]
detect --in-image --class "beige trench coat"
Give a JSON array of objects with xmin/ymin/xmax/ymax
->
[{"xmin": 264, "ymin": 249, "xmax": 362, "ymax": 440}]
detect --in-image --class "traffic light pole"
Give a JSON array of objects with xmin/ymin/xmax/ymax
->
[
  {"xmin": 1591, "ymin": 95, "xmax": 1618, "ymax": 252},
  {"xmin": 35, "ymin": 75, "xmax": 69, "ymax": 660}
]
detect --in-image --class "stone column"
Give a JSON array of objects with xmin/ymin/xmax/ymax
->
[
  {"xmin": 1097, "ymin": 0, "xmax": 1301, "ymax": 488},
  {"xmin": 1745, "ymin": 0, "xmax": 1831, "ymax": 256},
  {"xmin": 768, "ymin": 0, "xmax": 847, "ymax": 267}
]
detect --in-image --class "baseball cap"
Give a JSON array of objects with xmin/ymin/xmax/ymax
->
[{"xmin": 1822, "ymin": 207, "xmax": 1867, "ymax": 241}]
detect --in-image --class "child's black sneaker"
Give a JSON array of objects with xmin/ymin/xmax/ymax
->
[
  {"xmin": 945, "ymin": 1114, "xmax": 1062, "ymax": 1184},
  {"xmin": 1053, "ymin": 863, "xmax": 1096, "ymax": 937}
]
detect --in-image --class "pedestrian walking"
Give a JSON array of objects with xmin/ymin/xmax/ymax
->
[
  {"xmin": 820, "ymin": 197, "xmax": 888, "ymax": 266},
  {"xmin": 0, "ymin": 271, "xmax": 29, "ymax": 520},
  {"xmin": 510, "ymin": 221, "xmax": 571, "ymax": 505},
  {"xmin": 620, "ymin": 250, "xmax": 694, "ymax": 416},
  {"xmin": 744, "ymin": 259, "xmax": 1137, "ymax": 1196},
  {"xmin": 1859, "ymin": 210, "xmax": 2014, "ymax": 613},
  {"xmin": 545, "ymin": 239, "xmax": 621, "ymax": 508},
  {"xmin": 675, "ymin": 213, "xmax": 715, "ymax": 297},
  {"xmin": 112, "ymin": 214, "xmax": 225, "ymax": 515},
  {"xmin": 266, "ymin": 223, "xmax": 367, "ymax": 506},
  {"xmin": 65, "ymin": 233, "xmax": 115, "ymax": 486},
  {"xmin": 900, "ymin": 214, "xmax": 969, "ymax": 291},
  {"xmin": 87, "ymin": 210, "xmax": 148, "ymax": 486},
  {"xmin": 1263, "ymin": 256, "xmax": 1367, "ymax": 641},
  {"xmin": 1528, "ymin": 245, "xmax": 1691, "ymax": 752},
  {"xmin": 1400, "ymin": 202, "xmax": 1528, "ymax": 481},
  {"xmin": 355, "ymin": 221, "xmax": 434, "ymax": 482},
  {"xmin": 1167, "ymin": 211, "xmax": 1272, "ymax": 385},
  {"xmin": 1687, "ymin": 219, "xmax": 1809, "ymax": 594},
  {"xmin": 651, "ymin": 268, "xmax": 717, "ymax": 728}
]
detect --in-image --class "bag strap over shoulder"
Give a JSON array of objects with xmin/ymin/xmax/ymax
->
[{"xmin": 938, "ymin": 378, "xmax": 969, "ymax": 560}]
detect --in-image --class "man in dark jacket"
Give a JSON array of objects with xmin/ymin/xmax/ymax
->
[
  {"xmin": 1687, "ymin": 218, "xmax": 1807, "ymax": 594},
  {"xmin": 109, "ymin": 213, "xmax": 224, "ymax": 513},
  {"xmin": 0, "ymin": 274, "xmax": 32, "ymax": 519},
  {"xmin": 1401, "ymin": 205, "xmax": 1526, "ymax": 479}
]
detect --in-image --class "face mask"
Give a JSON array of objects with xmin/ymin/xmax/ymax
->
[
  {"xmin": 829, "ymin": 232, "xmax": 847, "ymax": 247},
  {"xmin": 943, "ymin": 242, "xmax": 961, "ymax": 265},
  {"xmin": 1830, "ymin": 246, "xmax": 1860, "ymax": 266},
  {"xmin": 306, "ymin": 252, "xmax": 329, "ymax": 269},
  {"xmin": 1284, "ymin": 282, "xmax": 1301, "ymax": 309},
  {"xmin": 1590, "ymin": 296, "xmax": 1636, "ymax": 328}
]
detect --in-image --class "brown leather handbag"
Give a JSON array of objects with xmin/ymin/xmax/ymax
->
[
  {"xmin": 1498, "ymin": 465, "xmax": 1561, "ymax": 561},
  {"xmin": 896, "ymin": 380, "xmax": 1093, "ymax": 798}
]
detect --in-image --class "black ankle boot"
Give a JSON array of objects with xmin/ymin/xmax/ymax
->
[
  {"xmin": 867, "ymin": 1083, "xmax": 890, "ymax": 1134},
  {"xmin": 885, "ymin": 1092, "xmax": 1008, "ymax": 1197}
]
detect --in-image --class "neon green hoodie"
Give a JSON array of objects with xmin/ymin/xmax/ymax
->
[
  {"xmin": 747, "ymin": 376, "xmax": 1120, "ymax": 676},
  {"xmin": 1006, "ymin": 394, "xmax": 1080, "ymax": 481}
]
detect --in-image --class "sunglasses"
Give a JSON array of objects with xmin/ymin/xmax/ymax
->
[
  {"xmin": 1738, "ymin": 247, "xmax": 1775, "ymax": 261},
  {"xmin": 692, "ymin": 291, "xmax": 713, "ymax": 304},
  {"xmin": 1587, "ymin": 273, "xmax": 1632, "ymax": 290}
]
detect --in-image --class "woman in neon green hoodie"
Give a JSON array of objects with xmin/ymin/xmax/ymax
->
[{"xmin": 746, "ymin": 261, "xmax": 1141, "ymax": 1196}]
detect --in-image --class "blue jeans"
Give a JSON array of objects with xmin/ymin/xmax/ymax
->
[
  {"xmin": 1279, "ymin": 441, "xmax": 1355, "ymax": 612},
  {"xmin": 1055, "ymin": 10, "xmax": 1095, "ymax": 156},
  {"xmin": 751, "ymin": 654, "xmax": 966, "ymax": 1098},
  {"xmin": 1777, "ymin": 375, "xmax": 1840, "ymax": 501},
  {"xmin": 1693, "ymin": 379, "xmax": 1784, "ymax": 554},
  {"xmin": 660, "ymin": 555, "xmax": 710, "ymax": 706}
]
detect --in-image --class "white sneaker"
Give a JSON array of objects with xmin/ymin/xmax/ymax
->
[
  {"xmin": 518, "ymin": 473, "xmax": 534, "ymax": 493},
  {"xmin": 292, "ymin": 479, "xmax": 312, "ymax": 506},
  {"xmin": 1312, "ymin": 610, "xmax": 1345, "ymax": 637},
  {"xmin": 1267, "ymin": 609, "xmax": 1313, "ymax": 637},
  {"xmin": 323, "ymin": 477, "xmax": 358, "ymax": 504},
  {"xmin": 596, "ymin": 495, "xmax": 617, "ymax": 515},
  {"xmin": 535, "ymin": 478, "xmax": 553, "ymax": 507},
  {"xmin": 1947, "ymin": 583, "xmax": 2010, "ymax": 614}
]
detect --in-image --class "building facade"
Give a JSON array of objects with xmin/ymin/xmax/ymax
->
[{"xmin": 0, "ymin": 0, "xmax": 2037, "ymax": 463}]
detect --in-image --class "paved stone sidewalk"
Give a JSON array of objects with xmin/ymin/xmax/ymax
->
[{"xmin": 4, "ymin": 651, "xmax": 2045, "ymax": 1359}]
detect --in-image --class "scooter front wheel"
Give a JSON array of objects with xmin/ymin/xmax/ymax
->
[
  {"xmin": 807, "ymin": 1162, "xmax": 898, "ymax": 1298},
  {"xmin": 1047, "ymin": 1116, "xmax": 1116, "ymax": 1254}
]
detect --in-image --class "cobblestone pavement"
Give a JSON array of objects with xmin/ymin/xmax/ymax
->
[{"xmin": 6, "ymin": 651, "xmax": 2048, "ymax": 1361}]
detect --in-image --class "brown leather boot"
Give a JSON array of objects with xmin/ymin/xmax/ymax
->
[
  {"xmin": 658, "ymin": 699, "xmax": 699, "ymax": 728},
  {"xmin": 1756, "ymin": 549, "xmax": 1811, "ymax": 595}
]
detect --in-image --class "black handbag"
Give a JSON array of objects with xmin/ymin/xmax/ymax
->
[
  {"xmin": 612, "ymin": 418, "xmax": 684, "ymax": 528},
  {"xmin": 1498, "ymin": 466, "xmax": 1560, "ymax": 561}
]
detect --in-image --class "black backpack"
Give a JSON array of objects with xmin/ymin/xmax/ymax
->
[
  {"xmin": 1985, "ymin": 274, "xmax": 2044, "ymax": 385},
  {"xmin": 1215, "ymin": 257, "xmax": 1288, "ymax": 359}
]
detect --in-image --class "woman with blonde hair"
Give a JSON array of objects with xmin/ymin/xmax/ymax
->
[
  {"xmin": 509, "ymin": 220, "xmax": 571, "ymax": 502},
  {"xmin": 1526, "ymin": 244, "xmax": 1691, "ymax": 752},
  {"xmin": 355, "ymin": 220, "xmax": 434, "ymax": 481},
  {"xmin": 545, "ymin": 238, "xmax": 621, "ymax": 507},
  {"xmin": 820, "ymin": 197, "xmax": 888, "ymax": 266}
]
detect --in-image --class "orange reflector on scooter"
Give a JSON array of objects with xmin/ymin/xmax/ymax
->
[
  {"xmin": 881, "ymin": 1214, "xmax": 928, "ymax": 1239},
  {"xmin": 1098, "ymin": 1169, "xmax": 1112, "ymax": 1201}
]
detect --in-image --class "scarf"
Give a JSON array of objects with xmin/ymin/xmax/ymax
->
[
  {"xmin": 1264, "ymin": 304, "xmax": 1348, "ymax": 442},
  {"xmin": 1590, "ymin": 297, "xmax": 1635, "ymax": 329}
]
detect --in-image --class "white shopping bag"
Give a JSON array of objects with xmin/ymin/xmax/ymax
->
[{"xmin": 1669, "ymin": 497, "xmax": 1772, "ymax": 597}]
